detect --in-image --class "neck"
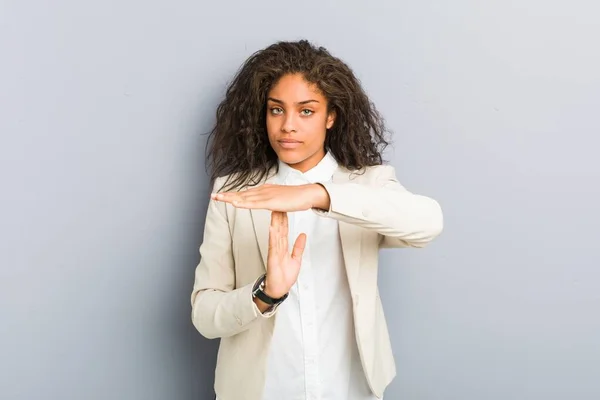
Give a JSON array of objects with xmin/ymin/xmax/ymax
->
[{"xmin": 286, "ymin": 149, "xmax": 326, "ymax": 173}]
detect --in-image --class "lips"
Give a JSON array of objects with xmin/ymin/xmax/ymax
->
[{"xmin": 277, "ymin": 139, "xmax": 302, "ymax": 149}]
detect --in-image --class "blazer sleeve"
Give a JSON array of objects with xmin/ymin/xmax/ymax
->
[
  {"xmin": 313, "ymin": 165, "xmax": 443, "ymax": 248},
  {"xmin": 190, "ymin": 178, "xmax": 274, "ymax": 340}
]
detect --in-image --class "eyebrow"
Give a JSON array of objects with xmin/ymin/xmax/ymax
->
[{"xmin": 267, "ymin": 97, "xmax": 320, "ymax": 105}]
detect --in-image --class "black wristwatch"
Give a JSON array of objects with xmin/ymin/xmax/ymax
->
[{"xmin": 252, "ymin": 274, "xmax": 288, "ymax": 307}]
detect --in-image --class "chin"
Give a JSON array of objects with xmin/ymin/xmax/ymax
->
[{"xmin": 277, "ymin": 152, "xmax": 308, "ymax": 165}]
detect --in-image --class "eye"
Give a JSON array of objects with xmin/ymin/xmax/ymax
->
[
  {"xmin": 301, "ymin": 109, "xmax": 314, "ymax": 116},
  {"xmin": 270, "ymin": 107, "xmax": 283, "ymax": 115}
]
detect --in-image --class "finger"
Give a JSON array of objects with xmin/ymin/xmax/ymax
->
[
  {"xmin": 226, "ymin": 192, "xmax": 270, "ymax": 209},
  {"xmin": 291, "ymin": 233, "xmax": 307, "ymax": 261},
  {"xmin": 278, "ymin": 211, "xmax": 285, "ymax": 244},
  {"xmin": 238, "ymin": 185, "xmax": 269, "ymax": 195},
  {"xmin": 277, "ymin": 213, "xmax": 285, "ymax": 254},
  {"xmin": 269, "ymin": 212, "xmax": 281, "ymax": 255},
  {"xmin": 282, "ymin": 212, "xmax": 288, "ymax": 251},
  {"xmin": 236, "ymin": 192, "xmax": 267, "ymax": 201},
  {"xmin": 233, "ymin": 185, "xmax": 275, "ymax": 201},
  {"xmin": 270, "ymin": 210, "xmax": 280, "ymax": 228},
  {"xmin": 210, "ymin": 191, "xmax": 234, "ymax": 200},
  {"xmin": 271, "ymin": 211, "xmax": 282, "ymax": 252},
  {"xmin": 268, "ymin": 226, "xmax": 278, "ymax": 254},
  {"xmin": 229, "ymin": 199, "xmax": 268, "ymax": 209},
  {"xmin": 215, "ymin": 184, "xmax": 275, "ymax": 200},
  {"xmin": 211, "ymin": 192, "xmax": 241, "ymax": 204},
  {"xmin": 282, "ymin": 211, "xmax": 288, "ymax": 232}
]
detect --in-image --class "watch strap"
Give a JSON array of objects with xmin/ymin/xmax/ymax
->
[{"xmin": 252, "ymin": 274, "xmax": 288, "ymax": 305}]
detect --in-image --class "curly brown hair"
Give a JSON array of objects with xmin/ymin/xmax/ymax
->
[{"xmin": 205, "ymin": 39, "xmax": 390, "ymax": 191}]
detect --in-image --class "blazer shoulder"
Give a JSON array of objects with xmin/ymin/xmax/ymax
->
[
  {"xmin": 212, "ymin": 168, "xmax": 277, "ymax": 193},
  {"xmin": 213, "ymin": 173, "xmax": 244, "ymax": 193},
  {"xmin": 347, "ymin": 164, "xmax": 396, "ymax": 182}
]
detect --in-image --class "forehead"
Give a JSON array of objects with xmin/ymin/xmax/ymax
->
[{"xmin": 268, "ymin": 73, "xmax": 325, "ymax": 102}]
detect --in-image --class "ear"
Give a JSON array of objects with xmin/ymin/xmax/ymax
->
[{"xmin": 326, "ymin": 110, "xmax": 336, "ymax": 130}]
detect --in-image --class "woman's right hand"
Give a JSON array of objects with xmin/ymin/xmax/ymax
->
[{"xmin": 264, "ymin": 211, "xmax": 306, "ymax": 299}]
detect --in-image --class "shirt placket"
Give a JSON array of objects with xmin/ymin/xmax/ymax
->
[{"xmin": 292, "ymin": 188, "xmax": 320, "ymax": 400}]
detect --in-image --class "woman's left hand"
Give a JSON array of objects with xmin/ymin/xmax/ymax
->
[{"xmin": 211, "ymin": 183, "xmax": 330, "ymax": 212}]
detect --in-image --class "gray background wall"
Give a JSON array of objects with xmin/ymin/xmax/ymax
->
[{"xmin": 1, "ymin": 0, "xmax": 598, "ymax": 399}]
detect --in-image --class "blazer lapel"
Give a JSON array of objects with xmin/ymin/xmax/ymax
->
[
  {"xmin": 250, "ymin": 171, "xmax": 278, "ymax": 270},
  {"xmin": 250, "ymin": 208, "xmax": 271, "ymax": 270},
  {"xmin": 332, "ymin": 168, "xmax": 363, "ymax": 296}
]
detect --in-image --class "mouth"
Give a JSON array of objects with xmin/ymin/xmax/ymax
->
[{"xmin": 277, "ymin": 139, "xmax": 303, "ymax": 149}]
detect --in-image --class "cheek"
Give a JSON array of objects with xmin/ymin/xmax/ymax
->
[
  {"xmin": 265, "ymin": 116, "xmax": 277, "ymax": 138},
  {"xmin": 303, "ymin": 118, "xmax": 327, "ymax": 143}
]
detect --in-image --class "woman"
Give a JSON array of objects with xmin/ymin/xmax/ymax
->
[{"xmin": 191, "ymin": 40, "xmax": 443, "ymax": 400}]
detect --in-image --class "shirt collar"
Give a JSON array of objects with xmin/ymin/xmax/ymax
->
[{"xmin": 276, "ymin": 152, "xmax": 339, "ymax": 184}]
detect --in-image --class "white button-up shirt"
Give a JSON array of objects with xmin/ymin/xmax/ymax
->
[{"xmin": 259, "ymin": 153, "xmax": 379, "ymax": 400}]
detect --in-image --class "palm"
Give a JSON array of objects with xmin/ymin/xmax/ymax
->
[
  {"xmin": 265, "ymin": 211, "xmax": 306, "ymax": 298},
  {"xmin": 268, "ymin": 248, "xmax": 302, "ymax": 287}
]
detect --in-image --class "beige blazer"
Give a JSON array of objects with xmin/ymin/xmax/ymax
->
[{"xmin": 191, "ymin": 164, "xmax": 443, "ymax": 400}]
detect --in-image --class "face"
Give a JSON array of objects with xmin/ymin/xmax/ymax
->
[{"xmin": 266, "ymin": 73, "xmax": 336, "ymax": 172}]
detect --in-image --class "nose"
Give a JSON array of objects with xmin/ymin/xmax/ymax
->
[{"xmin": 281, "ymin": 113, "xmax": 297, "ymax": 133}]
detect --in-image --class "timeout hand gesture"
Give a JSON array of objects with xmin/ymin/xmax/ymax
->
[{"xmin": 211, "ymin": 183, "xmax": 326, "ymax": 301}]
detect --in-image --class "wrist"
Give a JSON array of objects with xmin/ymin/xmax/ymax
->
[
  {"xmin": 252, "ymin": 274, "xmax": 289, "ymax": 314},
  {"xmin": 263, "ymin": 277, "xmax": 288, "ymax": 299},
  {"xmin": 307, "ymin": 183, "xmax": 330, "ymax": 211},
  {"xmin": 253, "ymin": 296, "xmax": 272, "ymax": 314}
]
